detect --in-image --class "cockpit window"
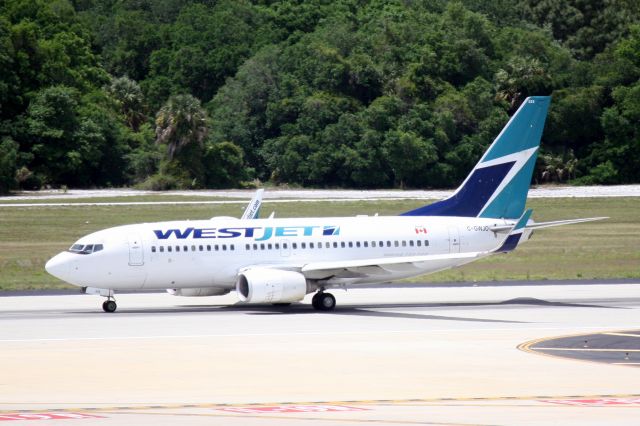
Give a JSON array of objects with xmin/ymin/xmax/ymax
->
[{"xmin": 68, "ymin": 243, "xmax": 104, "ymax": 255}]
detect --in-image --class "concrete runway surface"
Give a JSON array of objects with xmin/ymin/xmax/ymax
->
[{"xmin": 1, "ymin": 282, "xmax": 640, "ymax": 425}]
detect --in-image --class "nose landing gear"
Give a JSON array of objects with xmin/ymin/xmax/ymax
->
[
  {"xmin": 83, "ymin": 287, "xmax": 117, "ymax": 313},
  {"xmin": 311, "ymin": 291, "xmax": 336, "ymax": 311}
]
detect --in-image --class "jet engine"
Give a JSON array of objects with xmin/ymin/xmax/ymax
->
[
  {"xmin": 167, "ymin": 287, "xmax": 230, "ymax": 297},
  {"xmin": 236, "ymin": 268, "xmax": 308, "ymax": 304}
]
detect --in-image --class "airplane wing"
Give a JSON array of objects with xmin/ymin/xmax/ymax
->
[
  {"xmin": 490, "ymin": 216, "xmax": 607, "ymax": 233},
  {"xmin": 240, "ymin": 189, "xmax": 264, "ymax": 220},
  {"xmin": 299, "ymin": 252, "xmax": 485, "ymax": 280}
]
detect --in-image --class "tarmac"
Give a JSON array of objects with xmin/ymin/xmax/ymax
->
[{"xmin": 1, "ymin": 281, "xmax": 640, "ymax": 425}]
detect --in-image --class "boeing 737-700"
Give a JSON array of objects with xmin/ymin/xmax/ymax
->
[{"xmin": 45, "ymin": 96, "xmax": 605, "ymax": 312}]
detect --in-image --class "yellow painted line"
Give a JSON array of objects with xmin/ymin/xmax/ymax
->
[
  {"xmin": 605, "ymin": 332, "xmax": 640, "ymax": 338},
  {"xmin": 518, "ymin": 329, "xmax": 640, "ymax": 367},
  {"xmin": 535, "ymin": 348, "xmax": 640, "ymax": 352}
]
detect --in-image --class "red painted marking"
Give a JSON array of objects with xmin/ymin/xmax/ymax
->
[
  {"xmin": 218, "ymin": 405, "xmax": 368, "ymax": 414},
  {"xmin": 414, "ymin": 226, "xmax": 428, "ymax": 235},
  {"xmin": 0, "ymin": 413, "xmax": 104, "ymax": 421},
  {"xmin": 541, "ymin": 398, "xmax": 640, "ymax": 407}
]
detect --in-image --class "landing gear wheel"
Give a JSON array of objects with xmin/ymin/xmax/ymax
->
[
  {"xmin": 311, "ymin": 292, "xmax": 321, "ymax": 309},
  {"xmin": 313, "ymin": 292, "xmax": 336, "ymax": 311},
  {"xmin": 102, "ymin": 300, "xmax": 117, "ymax": 313}
]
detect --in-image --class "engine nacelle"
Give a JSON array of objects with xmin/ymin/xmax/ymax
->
[
  {"xmin": 166, "ymin": 287, "xmax": 230, "ymax": 297},
  {"xmin": 236, "ymin": 269, "xmax": 308, "ymax": 304}
]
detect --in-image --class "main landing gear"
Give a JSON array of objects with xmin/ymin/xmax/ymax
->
[
  {"xmin": 312, "ymin": 292, "xmax": 336, "ymax": 311},
  {"xmin": 102, "ymin": 299, "xmax": 117, "ymax": 313}
]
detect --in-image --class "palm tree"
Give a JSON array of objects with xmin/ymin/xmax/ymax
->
[
  {"xmin": 155, "ymin": 94, "xmax": 208, "ymax": 160},
  {"xmin": 109, "ymin": 76, "xmax": 145, "ymax": 131}
]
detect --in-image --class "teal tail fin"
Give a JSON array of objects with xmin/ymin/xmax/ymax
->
[{"xmin": 402, "ymin": 96, "xmax": 551, "ymax": 219}]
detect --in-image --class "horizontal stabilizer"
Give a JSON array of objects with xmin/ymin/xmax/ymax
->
[
  {"xmin": 525, "ymin": 216, "xmax": 608, "ymax": 230},
  {"xmin": 490, "ymin": 216, "xmax": 608, "ymax": 233}
]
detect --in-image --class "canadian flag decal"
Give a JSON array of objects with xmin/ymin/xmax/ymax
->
[{"xmin": 415, "ymin": 226, "xmax": 428, "ymax": 234}]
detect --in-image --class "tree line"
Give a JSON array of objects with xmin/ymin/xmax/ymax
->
[{"xmin": 1, "ymin": 0, "xmax": 639, "ymax": 194}]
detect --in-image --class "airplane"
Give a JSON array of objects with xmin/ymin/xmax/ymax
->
[{"xmin": 45, "ymin": 96, "xmax": 606, "ymax": 313}]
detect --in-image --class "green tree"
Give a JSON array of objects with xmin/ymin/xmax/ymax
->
[
  {"xmin": 108, "ymin": 75, "xmax": 145, "ymax": 131},
  {"xmin": 0, "ymin": 137, "xmax": 18, "ymax": 194},
  {"xmin": 155, "ymin": 94, "xmax": 207, "ymax": 160}
]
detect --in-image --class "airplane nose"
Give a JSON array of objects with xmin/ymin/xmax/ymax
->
[{"xmin": 45, "ymin": 252, "xmax": 73, "ymax": 282}]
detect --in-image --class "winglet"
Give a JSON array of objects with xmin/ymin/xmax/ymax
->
[
  {"xmin": 241, "ymin": 189, "xmax": 264, "ymax": 220},
  {"xmin": 495, "ymin": 209, "xmax": 533, "ymax": 253}
]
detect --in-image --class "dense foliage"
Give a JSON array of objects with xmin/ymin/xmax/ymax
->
[{"xmin": 0, "ymin": 0, "xmax": 639, "ymax": 193}]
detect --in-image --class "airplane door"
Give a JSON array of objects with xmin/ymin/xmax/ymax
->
[
  {"xmin": 448, "ymin": 226, "xmax": 460, "ymax": 253},
  {"xmin": 128, "ymin": 234, "xmax": 144, "ymax": 266}
]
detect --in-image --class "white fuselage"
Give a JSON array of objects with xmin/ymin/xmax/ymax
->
[{"xmin": 46, "ymin": 215, "xmax": 512, "ymax": 291}]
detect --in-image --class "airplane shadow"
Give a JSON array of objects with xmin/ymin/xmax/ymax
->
[{"xmin": 74, "ymin": 296, "xmax": 624, "ymax": 323}]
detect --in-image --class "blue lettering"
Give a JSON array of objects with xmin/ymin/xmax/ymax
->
[
  {"xmin": 218, "ymin": 228, "xmax": 243, "ymax": 239},
  {"xmin": 303, "ymin": 226, "xmax": 319, "ymax": 236},
  {"xmin": 275, "ymin": 227, "xmax": 298, "ymax": 237},
  {"xmin": 153, "ymin": 228, "xmax": 194, "ymax": 240},
  {"xmin": 193, "ymin": 228, "xmax": 217, "ymax": 238},
  {"xmin": 255, "ymin": 227, "xmax": 273, "ymax": 241},
  {"xmin": 243, "ymin": 227, "xmax": 260, "ymax": 238}
]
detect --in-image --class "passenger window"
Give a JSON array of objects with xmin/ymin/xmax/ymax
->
[
  {"xmin": 230, "ymin": 245, "xmax": 234, "ymax": 251},
  {"xmin": 168, "ymin": 246, "xmax": 172, "ymax": 252},
  {"xmin": 222, "ymin": 245, "xmax": 227, "ymax": 251},
  {"xmin": 340, "ymin": 242, "xmax": 345, "ymax": 248},
  {"xmin": 183, "ymin": 246, "xmax": 188, "ymax": 252},
  {"xmin": 363, "ymin": 242, "xmax": 368, "ymax": 248},
  {"xmin": 215, "ymin": 245, "xmax": 219, "ymax": 251},
  {"xmin": 160, "ymin": 246, "xmax": 164, "ymax": 252},
  {"xmin": 385, "ymin": 241, "xmax": 390, "ymax": 247},
  {"xmin": 356, "ymin": 242, "xmax": 361, "ymax": 248},
  {"xmin": 151, "ymin": 246, "xmax": 156, "ymax": 253},
  {"xmin": 176, "ymin": 246, "xmax": 180, "ymax": 252},
  {"xmin": 301, "ymin": 242, "xmax": 306, "ymax": 249},
  {"xmin": 260, "ymin": 243, "xmax": 265, "ymax": 250},
  {"xmin": 191, "ymin": 245, "xmax": 196, "ymax": 251},
  {"xmin": 253, "ymin": 243, "xmax": 258, "ymax": 250},
  {"xmin": 333, "ymin": 242, "xmax": 338, "ymax": 248},
  {"xmin": 348, "ymin": 242, "xmax": 353, "ymax": 248},
  {"xmin": 199, "ymin": 245, "xmax": 204, "ymax": 251},
  {"xmin": 417, "ymin": 240, "xmax": 422, "ymax": 247},
  {"xmin": 246, "ymin": 244, "xmax": 250, "ymax": 250},
  {"xmin": 283, "ymin": 243, "xmax": 288, "ymax": 249},
  {"xmin": 326, "ymin": 242, "xmax": 330, "ymax": 248},
  {"xmin": 425, "ymin": 240, "xmax": 429, "ymax": 246},
  {"xmin": 402, "ymin": 241, "xmax": 406, "ymax": 247},
  {"xmin": 268, "ymin": 243, "xmax": 272, "ymax": 250},
  {"xmin": 275, "ymin": 243, "xmax": 280, "ymax": 250},
  {"xmin": 372, "ymin": 241, "xmax": 376, "ymax": 247},
  {"xmin": 310, "ymin": 242, "xmax": 314, "ymax": 249},
  {"xmin": 409, "ymin": 240, "xmax": 414, "ymax": 247},
  {"xmin": 292, "ymin": 243, "xmax": 297, "ymax": 249},
  {"xmin": 207, "ymin": 245, "xmax": 211, "ymax": 251},
  {"xmin": 394, "ymin": 241, "xmax": 399, "ymax": 247}
]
